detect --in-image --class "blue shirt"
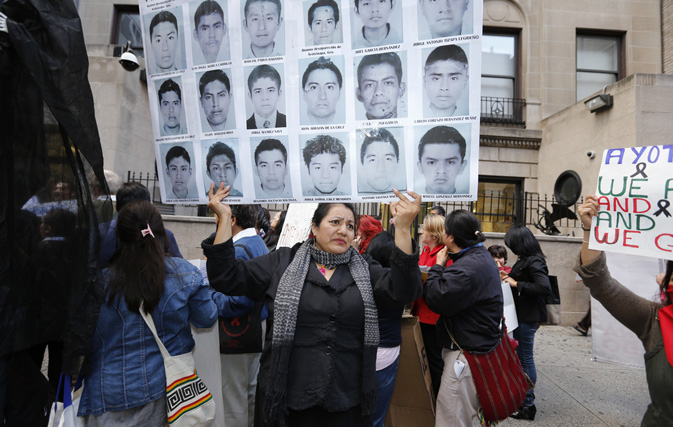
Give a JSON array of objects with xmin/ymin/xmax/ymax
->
[{"xmin": 78, "ymin": 257, "xmax": 217, "ymax": 416}]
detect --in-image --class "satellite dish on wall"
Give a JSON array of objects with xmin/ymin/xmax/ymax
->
[
  {"xmin": 534, "ymin": 170, "xmax": 582, "ymax": 235},
  {"xmin": 554, "ymin": 170, "xmax": 582, "ymax": 207}
]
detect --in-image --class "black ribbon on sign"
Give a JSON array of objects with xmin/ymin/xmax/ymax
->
[
  {"xmin": 653, "ymin": 199, "xmax": 671, "ymax": 218},
  {"xmin": 630, "ymin": 162, "xmax": 648, "ymax": 179}
]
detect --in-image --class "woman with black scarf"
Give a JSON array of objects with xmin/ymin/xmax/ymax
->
[{"xmin": 202, "ymin": 184, "xmax": 422, "ymax": 426}]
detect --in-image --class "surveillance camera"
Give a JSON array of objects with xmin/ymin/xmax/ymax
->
[
  {"xmin": 586, "ymin": 150, "xmax": 596, "ymax": 159},
  {"xmin": 119, "ymin": 51, "xmax": 139, "ymax": 72}
]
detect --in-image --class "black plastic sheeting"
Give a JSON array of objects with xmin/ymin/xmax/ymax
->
[{"xmin": 1, "ymin": 0, "xmax": 109, "ymax": 423}]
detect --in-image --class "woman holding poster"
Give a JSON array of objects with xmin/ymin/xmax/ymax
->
[
  {"xmin": 202, "ymin": 184, "xmax": 422, "ymax": 426},
  {"xmin": 574, "ymin": 195, "xmax": 673, "ymax": 426}
]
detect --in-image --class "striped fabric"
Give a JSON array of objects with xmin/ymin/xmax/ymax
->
[{"xmin": 463, "ymin": 325, "xmax": 530, "ymax": 425}]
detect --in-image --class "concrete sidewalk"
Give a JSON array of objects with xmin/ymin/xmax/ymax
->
[{"xmin": 499, "ymin": 325, "xmax": 650, "ymax": 427}]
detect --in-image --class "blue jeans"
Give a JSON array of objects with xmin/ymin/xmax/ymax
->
[
  {"xmin": 373, "ymin": 356, "xmax": 399, "ymax": 427},
  {"xmin": 513, "ymin": 322, "xmax": 539, "ymax": 407}
]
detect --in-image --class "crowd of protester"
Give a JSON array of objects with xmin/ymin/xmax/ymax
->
[{"xmin": 4, "ymin": 179, "xmax": 672, "ymax": 427}]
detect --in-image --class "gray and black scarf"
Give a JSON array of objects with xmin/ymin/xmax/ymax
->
[{"xmin": 264, "ymin": 239, "xmax": 379, "ymax": 425}]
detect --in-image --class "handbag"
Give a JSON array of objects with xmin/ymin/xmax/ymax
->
[
  {"xmin": 445, "ymin": 319, "xmax": 531, "ymax": 424},
  {"xmin": 140, "ymin": 308, "xmax": 216, "ymax": 426},
  {"xmin": 218, "ymin": 301, "xmax": 265, "ymax": 354},
  {"xmin": 47, "ymin": 374, "xmax": 84, "ymax": 427}
]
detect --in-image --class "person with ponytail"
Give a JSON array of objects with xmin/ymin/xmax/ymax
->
[
  {"xmin": 423, "ymin": 210, "xmax": 503, "ymax": 426},
  {"xmin": 574, "ymin": 195, "xmax": 673, "ymax": 426},
  {"xmin": 77, "ymin": 200, "xmax": 218, "ymax": 425},
  {"xmin": 203, "ymin": 184, "xmax": 422, "ymax": 427}
]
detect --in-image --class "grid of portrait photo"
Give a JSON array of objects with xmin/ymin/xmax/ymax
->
[{"xmin": 140, "ymin": 0, "xmax": 483, "ymax": 204}]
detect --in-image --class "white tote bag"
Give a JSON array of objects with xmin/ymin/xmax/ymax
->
[
  {"xmin": 47, "ymin": 374, "xmax": 84, "ymax": 427},
  {"xmin": 140, "ymin": 309, "xmax": 216, "ymax": 426}
]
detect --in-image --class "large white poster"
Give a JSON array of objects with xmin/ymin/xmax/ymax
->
[
  {"xmin": 589, "ymin": 145, "xmax": 673, "ymax": 260},
  {"xmin": 139, "ymin": 0, "xmax": 483, "ymax": 204}
]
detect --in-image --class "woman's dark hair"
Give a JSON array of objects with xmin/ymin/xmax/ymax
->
[
  {"xmin": 275, "ymin": 210, "xmax": 287, "ymax": 233},
  {"xmin": 504, "ymin": 225, "xmax": 545, "ymax": 259},
  {"xmin": 487, "ymin": 245, "xmax": 508, "ymax": 262},
  {"xmin": 108, "ymin": 200, "xmax": 168, "ymax": 314},
  {"xmin": 364, "ymin": 231, "xmax": 395, "ymax": 268},
  {"xmin": 263, "ymin": 210, "xmax": 288, "ymax": 251},
  {"xmin": 444, "ymin": 209, "xmax": 485, "ymax": 249},
  {"xmin": 312, "ymin": 203, "xmax": 359, "ymax": 231}
]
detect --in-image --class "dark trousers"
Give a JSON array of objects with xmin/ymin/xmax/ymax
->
[
  {"xmin": 419, "ymin": 322, "xmax": 444, "ymax": 400},
  {"xmin": 578, "ymin": 307, "xmax": 592, "ymax": 330}
]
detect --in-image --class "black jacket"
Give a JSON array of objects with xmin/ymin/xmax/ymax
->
[
  {"xmin": 509, "ymin": 255, "xmax": 552, "ymax": 323},
  {"xmin": 424, "ymin": 244, "xmax": 503, "ymax": 352},
  {"xmin": 202, "ymin": 237, "xmax": 421, "ymax": 413}
]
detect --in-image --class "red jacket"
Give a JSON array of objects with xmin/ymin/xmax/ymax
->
[{"xmin": 413, "ymin": 244, "xmax": 452, "ymax": 325}]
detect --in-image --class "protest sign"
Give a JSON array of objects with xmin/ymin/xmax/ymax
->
[
  {"xmin": 138, "ymin": 0, "xmax": 484, "ymax": 205},
  {"xmin": 590, "ymin": 145, "xmax": 673, "ymax": 260}
]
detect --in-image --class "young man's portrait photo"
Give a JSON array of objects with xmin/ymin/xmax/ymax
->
[
  {"xmin": 355, "ymin": 52, "xmax": 407, "ymax": 120},
  {"xmin": 157, "ymin": 77, "xmax": 188, "ymax": 137},
  {"xmin": 300, "ymin": 134, "xmax": 351, "ymax": 197},
  {"xmin": 191, "ymin": 0, "xmax": 230, "ymax": 65},
  {"xmin": 245, "ymin": 64, "xmax": 286, "ymax": 129},
  {"xmin": 252, "ymin": 137, "xmax": 292, "ymax": 198},
  {"xmin": 162, "ymin": 143, "xmax": 198, "ymax": 200},
  {"xmin": 423, "ymin": 43, "xmax": 469, "ymax": 118},
  {"xmin": 197, "ymin": 69, "xmax": 235, "ymax": 132},
  {"xmin": 300, "ymin": 56, "xmax": 345, "ymax": 125},
  {"xmin": 356, "ymin": 127, "xmax": 406, "ymax": 194},
  {"xmin": 418, "ymin": 0, "xmax": 472, "ymax": 41},
  {"xmin": 415, "ymin": 124, "xmax": 469, "ymax": 195},
  {"xmin": 351, "ymin": 0, "xmax": 403, "ymax": 49},
  {"xmin": 304, "ymin": 0, "xmax": 343, "ymax": 46},
  {"xmin": 242, "ymin": 0, "xmax": 285, "ymax": 58},
  {"xmin": 202, "ymin": 140, "xmax": 244, "ymax": 197},
  {"xmin": 146, "ymin": 8, "xmax": 186, "ymax": 75}
]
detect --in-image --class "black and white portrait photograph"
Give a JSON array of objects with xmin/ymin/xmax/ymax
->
[
  {"xmin": 303, "ymin": 0, "xmax": 343, "ymax": 46},
  {"xmin": 144, "ymin": 6, "xmax": 187, "ymax": 75},
  {"xmin": 354, "ymin": 51, "xmax": 407, "ymax": 120},
  {"xmin": 244, "ymin": 63, "xmax": 287, "ymax": 129},
  {"xmin": 190, "ymin": 0, "xmax": 231, "ymax": 65},
  {"xmin": 356, "ymin": 127, "xmax": 407, "ymax": 194},
  {"xmin": 155, "ymin": 76, "xmax": 188, "ymax": 137},
  {"xmin": 251, "ymin": 136, "xmax": 293, "ymax": 198},
  {"xmin": 417, "ymin": 0, "xmax": 473, "ymax": 41},
  {"xmin": 351, "ymin": 0, "xmax": 403, "ymax": 49},
  {"xmin": 422, "ymin": 43, "xmax": 470, "ymax": 118},
  {"xmin": 196, "ymin": 68, "xmax": 236, "ymax": 133},
  {"xmin": 201, "ymin": 139, "xmax": 244, "ymax": 197},
  {"xmin": 414, "ymin": 123, "xmax": 470, "ymax": 195},
  {"xmin": 300, "ymin": 133, "xmax": 351, "ymax": 197},
  {"xmin": 160, "ymin": 142, "xmax": 199, "ymax": 200},
  {"xmin": 241, "ymin": 0, "xmax": 285, "ymax": 58},
  {"xmin": 300, "ymin": 56, "xmax": 346, "ymax": 126}
]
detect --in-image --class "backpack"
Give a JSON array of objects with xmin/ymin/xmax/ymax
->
[{"xmin": 218, "ymin": 244, "xmax": 264, "ymax": 354}]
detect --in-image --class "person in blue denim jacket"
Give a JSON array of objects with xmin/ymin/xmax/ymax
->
[{"xmin": 77, "ymin": 200, "xmax": 218, "ymax": 426}]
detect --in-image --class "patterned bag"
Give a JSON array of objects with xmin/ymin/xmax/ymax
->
[
  {"xmin": 446, "ymin": 319, "xmax": 530, "ymax": 424},
  {"xmin": 141, "ymin": 309, "xmax": 215, "ymax": 426}
]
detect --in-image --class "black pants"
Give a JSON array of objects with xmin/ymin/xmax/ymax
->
[{"xmin": 420, "ymin": 322, "xmax": 444, "ymax": 401}]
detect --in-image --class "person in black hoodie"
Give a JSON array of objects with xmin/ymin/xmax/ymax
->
[{"xmin": 501, "ymin": 225, "xmax": 552, "ymax": 421}]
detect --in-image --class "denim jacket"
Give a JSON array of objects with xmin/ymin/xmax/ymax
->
[{"xmin": 78, "ymin": 257, "xmax": 218, "ymax": 416}]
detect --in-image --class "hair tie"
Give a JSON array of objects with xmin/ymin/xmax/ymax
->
[
  {"xmin": 141, "ymin": 223, "xmax": 155, "ymax": 238},
  {"xmin": 474, "ymin": 230, "xmax": 480, "ymax": 235}
]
